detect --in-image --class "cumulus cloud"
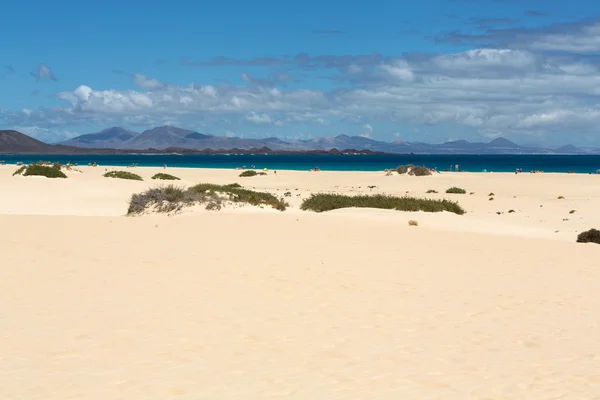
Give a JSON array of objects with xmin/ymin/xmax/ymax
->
[
  {"xmin": 7, "ymin": 19, "xmax": 600, "ymax": 145},
  {"xmin": 30, "ymin": 63, "xmax": 56, "ymax": 81}
]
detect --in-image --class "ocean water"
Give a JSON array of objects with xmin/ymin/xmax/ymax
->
[{"xmin": 1, "ymin": 154, "xmax": 600, "ymax": 173}]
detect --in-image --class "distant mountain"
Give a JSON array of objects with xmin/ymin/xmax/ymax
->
[
  {"xmin": 61, "ymin": 127, "xmax": 138, "ymax": 149},
  {"xmin": 123, "ymin": 126, "xmax": 205, "ymax": 150},
  {"xmin": 4, "ymin": 126, "xmax": 600, "ymax": 154},
  {"xmin": 0, "ymin": 130, "xmax": 65, "ymax": 153}
]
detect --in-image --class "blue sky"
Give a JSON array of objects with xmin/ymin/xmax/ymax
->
[{"xmin": 2, "ymin": 0, "xmax": 600, "ymax": 145}]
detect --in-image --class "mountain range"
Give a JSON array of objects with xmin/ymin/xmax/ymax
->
[{"xmin": 1, "ymin": 126, "xmax": 599, "ymax": 154}]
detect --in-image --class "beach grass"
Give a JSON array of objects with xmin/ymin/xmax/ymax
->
[
  {"xmin": 13, "ymin": 164, "xmax": 67, "ymax": 178},
  {"xmin": 152, "ymin": 173, "xmax": 180, "ymax": 180},
  {"xmin": 128, "ymin": 183, "xmax": 287, "ymax": 214},
  {"xmin": 396, "ymin": 164, "xmax": 433, "ymax": 176},
  {"xmin": 104, "ymin": 171, "xmax": 143, "ymax": 181},
  {"xmin": 446, "ymin": 187, "xmax": 467, "ymax": 194},
  {"xmin": 300, "ymin": 193, "xmax": 465, "ymax": 215},
  {"xmin": 426, "ymin": 189, "xmax": 438, "ymax": 193},
  {"xmin": 239, "ymin": 170, "xmax": 258, "ymax": 177}
]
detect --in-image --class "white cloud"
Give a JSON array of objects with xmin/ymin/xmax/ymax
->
[
  {"xmin": 7, "ymin": 42, "xmax": 600, "ymax": 144},
  {"xmin": 246, "ymin": 112, "xmax": 273, "ymax": 124},
  {"xmin": 360, "ymin": 123, "xmax": 373, "ymax": 138},
  {"xmin": 132, "ymin": 73, "xmax": 165, "ymax": 90}
]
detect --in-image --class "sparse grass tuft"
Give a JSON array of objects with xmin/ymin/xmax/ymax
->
[
  {"xmin": 569, "ymin": 209, "xmax": 576, "ymax": 214},
  {"xmin": 52, "ymin": 162, "xmax": 62, "ymax": 170},
  {"xmin": 426, "ymin": 189, "xmax": 438, "ymax": 194},
  {"xmin": 408, "ymin": 220, "xmax": 419, "ymax": 226},
  {"xmin": 239, "ymin": 170, "xmax": 258, "ymax": 177},
  {"xmin": 446, "ymin": 187, "xmax": 466, "ymax": 194},
  {"xmin": 577, "ymin": 228, "xmax": 600, "ymax": 244},
  {"xmin": 13, "ymin": 166, "xmax": 26, "ymax": 176},
  {"xmin": 104, "ymin": 171, "xmax": 143, "ymax": 181},
  {"xmin": 508, "ymin": 209, "xmax": 515, "ymax": 213},
  {"xmin": 152, "ymin": 173, "xmax": 180, "ymax": 180},
  {"xmin": 558, "ymin": 195, "xmax": 565, "ymax": 199},
  {"xmin": 300, "ymin": 193, "xmax": 465, "ymax": 215},
  {"xmin": 489, "ymin": 197, "xmax": 494, "ymax": 201},
  {"xmin": 488, "ymin": 192, "xmax": 495, "ymax": 196},
  {"xmin": 14, "ymin": 163, "xmax": 67, "ymax": 178}
]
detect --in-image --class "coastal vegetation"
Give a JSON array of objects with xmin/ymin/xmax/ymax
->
[
  {"xmin": 558, "ymin": 196, "xmax": 565, "ymax": 199},
  {"xmin": 576, "ymin": 229, "xmax": 600, "ymax": 244},
  {"xmin": 13, "ymin": 163, "xmax": 67, "ymax": 178},
  {"xmin": 239, "ymin": 170, "xmax": 258, "ymax": 177},
  {"xmin": 396, "ymin": 164, "xmax": 433, "ymax": 176},
  {"xmin": 128, "ymin": 183, "xmax": 287, "ymax": 214},
  {"xmin": 408, "ymin": 220, "xmax": 419, "ymax": 226},
  {"xmin": 300, "ymin": 193, "xmax": 465, "ymax": 215},
  {"xmin": 104, "ymin": 171, "xmax": 143, "ymax": 181},
  {"xmin": 151, "ymin": 173, "xmax": 180, "ymax": 180},
  {"xmin": 446, "ymin": 187, "xmax": 467, "ymax": 194},
  {"xmin": 426, "ymin": 189, "xmax": 438, "ymax": 194}
]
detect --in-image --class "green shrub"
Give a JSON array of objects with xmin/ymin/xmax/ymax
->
[
  {"xmin": 104, "ymin": 171, "xmax": 143, "ymax": 181},
  {"xmin": 558, "ymin": 196, "xmax": 565, "ymax": 199},
  {"xmin": 508, "ymin": 209, "xmax": 515, "ymax": 213},
  {"xmin": 300, "ymin": 193, "xmax": 465, "ymax": 215},
  {"xmin": 128, "ymin": 183, "xmax": 288, "ymax": 215},
  {"xmin": 446, "ymin": 187, "xmax": 466, "ymax": 194},
  {"xmin": 14, "ymin": 164, "xmax": 67, "ymax": 178},
  {"xmin": 239, "ymin": 170, "xmax": 258, "ymax": 177},
  {"xmin": 151, "ymin": 173, "xmax": 180, "ymax": 180},
  {"xmin": 426, "ymin": 189, "xmax": 438, "ymax": 194},
  {"xmin": 569, "ymin": 210, "xmax": 576, "ymax": 214},
  {"xmin": 577, "ymin": 229, "xmax": 600, "ymax": 244},
  {"xmin": 52, "ymin": 162, "xmax": 62, "ymax": 170},
  {"xmin": 488, "ymin": 192, "xmax": 495, "ymax": 197}
]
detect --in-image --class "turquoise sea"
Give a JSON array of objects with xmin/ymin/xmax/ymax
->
[{"xmin": 1, "ymin": 154, "xmax": 600, "ymax": 173}]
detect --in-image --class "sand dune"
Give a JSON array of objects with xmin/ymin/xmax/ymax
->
[{"xmin": 1, "ymin": 165, "xmax": 599, "ymax": 398}]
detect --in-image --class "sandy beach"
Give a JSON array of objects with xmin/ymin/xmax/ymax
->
[{"xmin": 1, "ymin": 165, "xmax": 599, "ymax": 399}]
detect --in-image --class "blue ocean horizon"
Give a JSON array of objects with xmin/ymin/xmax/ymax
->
[{"xmin": 1, "ymin": 154, "xmax": 600, "ymax": 173}]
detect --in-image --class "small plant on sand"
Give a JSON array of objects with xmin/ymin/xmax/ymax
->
[
  {"xmin": 446, "ymin": 187, "xmax": 466, "ymax": 194},
  {"xmin": 426, "ymin": 189, "xmax": 438, "ymax": 194},
  {"xmin": 152, "ymin": 173, "xmax": 180, "ymax": 180},
  {"xmin": 569, "ymin": 210, "xmax": 576, "ymax": 214},
  {"xmin": 300, "ymin": 193, "xmax": 465, "ymax": 215},
  {"xmin": 52, "ymin": 162, "xmax": 62, "ymax": 170},
  {"xmin": 576, "ymin": 229, "xmax": 600, "ymax": 244},
  {"xmin": 557, "ymin": 195, "xmax": 565, "ymax": 199},
  {"xmin": 396, "ymin": 164, "xmax": 433, "ymax": 176},
  {"xmin": 508, "ymin": 209, "xmax": 515, "ymax": 213},
  {"xmin": 239, "ymin": 170, "xmax": 258, "ymax": 177},
  {"xmin": 104, "ymin": 171, "xmax": 143, "ymax": 181},
  {"xmin": 488, "ymin": 192, "xmax": 495, "ymax": 197},
  {"xmin": 13, "ymin": 165, "xmax": 26, "ymax": 176},
  {"xmin": 489, "ymin": 197, "xmax": 494, "ymax": 201},
  {"xmin": 128, "ymin": 183, "xmax": 287, "ymax": 215},
  {"xmin": 408, "ymin": 220, "xmax": 419, "ymax": 226},
  {"xmin": 14, "ymin": 163, "xmax": 67, "ymax": 178},
  {"xmin": 469, "ymin": 192, "xmax": 475, "ymax": 195}
]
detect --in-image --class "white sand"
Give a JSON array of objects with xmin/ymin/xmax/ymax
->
[{"xmin": 1, "ymin": 165, "xmax": 599, "ymax": 399}]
